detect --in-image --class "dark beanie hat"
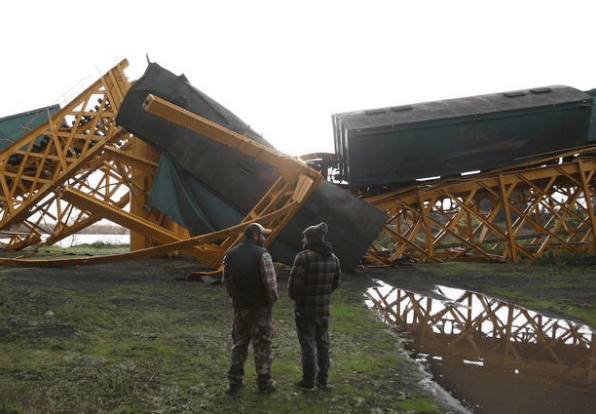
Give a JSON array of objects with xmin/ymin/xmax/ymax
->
[{"xmin": 303, "ymin": 222, "xmax": 328, "ymax": 242}]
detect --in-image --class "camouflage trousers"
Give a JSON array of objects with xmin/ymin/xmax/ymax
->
[{"xmin": 227, "ymin": 307, "xmax": 273, "ymax": 389}]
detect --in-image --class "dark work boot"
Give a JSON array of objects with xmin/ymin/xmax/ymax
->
[
  {"xmin": 259, "ymin": 382, "xmax": 277, "ymax": 394},
  {"xmin": 225, "ymin": 383, "xmax": 242, "ymax": 395},
  {"xmin": 293, "ymin": 379, "xmax": 315, "ymax": 391}
]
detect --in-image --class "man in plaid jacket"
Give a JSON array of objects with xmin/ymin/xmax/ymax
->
[{"xmin": 288, "ymin": 222, "xmax": 341, "ymax": 390}]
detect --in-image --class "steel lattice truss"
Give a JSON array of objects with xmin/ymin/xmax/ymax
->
[
  {"xmin": 0, "ymin": 71, "xmax": 322, "ymax": 271},
  {"xmin": 4, "ymin": 58, "xmax": 596, "ymax": 269},
  {"xmin": 366, "ymin": 283, "xmax": 596, "ymax": 386},
  {"xmin": 364, "ymin": 148, "xmax": 596, "ymax": 264},
  {"xmin": 0, "ymin": 60, "xmax": 151, "ymax": 250}
]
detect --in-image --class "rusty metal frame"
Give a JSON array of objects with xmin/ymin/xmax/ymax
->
[{"xmin": 365, "ymin": 147, "xmax": 596, "ymax": 264}]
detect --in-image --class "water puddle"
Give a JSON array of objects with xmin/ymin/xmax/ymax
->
[{"xmin": 365, "ymin": 280, "xmax": 596, "ymax": 414}]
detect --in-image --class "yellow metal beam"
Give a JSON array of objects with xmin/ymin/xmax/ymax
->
[
  {"xmin": 140, "ymin": 93, "xmax": 323, "ymax": 270},
  {"xmin": 141, "ymin": 94, "xmax": 321, "ymax": 182},
  {"xmin": 60, "ymin": 187, "xmax": 217, "ymax": 260},
  {"xmin": 0, "ymin": 201, "xmax": 304, "ymax": 268},
  {"xmin": 365, "ymin": 152, "xmax": 596, "ymax": 264}
]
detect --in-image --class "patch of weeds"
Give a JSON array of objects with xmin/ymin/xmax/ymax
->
[
  {"xmin": 487, "ymin": 287, "xmax": 596, "ymax": 327},
  {"xmin": 419, "ymin": 261, "xmax": 524, "ymax": 277},
  {"xmin": 0, "ymin": 398, "xmax": 24, "ymax": 414},
  {"xmin": 61, "ymin": 243, "xmax": 130, "ymax": 256},
  {"xmin": 331, "ymin": 292, "xmax": 385, "ymax": 336},
  {"xmin": 418, "ymin": 261, "xmax": 474, "ymax": 276},
  {"xmin": 395, "ymin": 396, "xmax": 443, "ymax": 413},
  {"xmin": 567, "ymin": 306, "xmax": 596, "ymax": 327},
  {"xmin": 338, "ymin": 382, "xmax": 358, "ymax": 396},
  {"xmin": 336, "ymin": 352, "xmax": 399, "ymax": 378},
  {"xmin": 488, "ymin": 286, "xmax": 561, "ymax": 310},
  {"xmin": 269, "ymin": 359, "xmax": 300, "ymax": 377},
  {"xmin": 532, "ymin": 251, "xmax": 596, "ymax": 266}
]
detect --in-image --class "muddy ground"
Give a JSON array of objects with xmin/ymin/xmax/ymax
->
[
  {"xmin": 4, "ymin": 256, "xmax": 594, "ymax": 323},
  {"xmin": 0, "ymin": 258, "xmax": 549, "ymax": 296},
  {"xmin": 3, "ymin": 256, "xmax": 595, "ymax": 413}
]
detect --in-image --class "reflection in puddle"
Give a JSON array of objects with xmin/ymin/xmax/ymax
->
[{"xmin": 365, "ymin": 280, "xmax": 596, "ymax": 414}]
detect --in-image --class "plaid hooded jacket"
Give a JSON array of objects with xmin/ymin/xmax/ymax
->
[{"xmin": 288, "ymin": 242, "xmax": 341, "ymax": 317}]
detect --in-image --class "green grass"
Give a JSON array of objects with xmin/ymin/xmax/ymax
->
[
  {"xmin": 0, "ymin": 244, "xmax": 130, "ymax": 261},
  {"xmin": 395, "ymin": 397, "xmax": 444, "ymax": 413},
  {"xmin": 419, "ymin": 258, "xmax": 596, "ymax": 328},
  {"xmin": 2, "ymin": 252, "xmax": 595, "ymax": 413},
  {"xmin": 0, "ymin": 261, "xmax": 443, "ymax": 414}
]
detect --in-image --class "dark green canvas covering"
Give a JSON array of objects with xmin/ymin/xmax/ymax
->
[
  {"xmin": 148, "ymin": 153, "xmax": 245, "ymax": 234},
  {"xmin": 117, "ymin": 62, "xmax": 387, "ymax": 271}
]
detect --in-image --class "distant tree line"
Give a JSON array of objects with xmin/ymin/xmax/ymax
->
[
  {"xmin": 77, "ymin": 224, "xmax": 129, "ymax": 234},
  {"xmin": 26, "ymin": 223, "xmax": 130, "ymax": 235}
]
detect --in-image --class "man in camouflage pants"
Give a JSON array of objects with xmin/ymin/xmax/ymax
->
[{"xmin": 222, "ymin": 223, "xmax": 278, "ymax": 395}]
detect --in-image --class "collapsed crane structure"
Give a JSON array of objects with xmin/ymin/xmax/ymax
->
[
  {"xmin": 0, "ymin": 61, "xmax": 143, "ymax": 255},
  {"xmin": 1, "ymin": 58, "xmax": 596, "ymax": 270},
  {"xmin": 0, "ymin": 60, "xmax": 385, "ymax": 272}
]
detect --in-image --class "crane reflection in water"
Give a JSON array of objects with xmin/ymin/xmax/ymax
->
[{"xmin": 365, "ymin": 280, "xmax": 596, "ymax": 414}]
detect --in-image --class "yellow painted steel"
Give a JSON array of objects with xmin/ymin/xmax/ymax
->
[
  {"xmin": 0, "ymin": 74, "xmax": 322, "ymax": 272},
  {"xmin": 59, "ymin": 187, "xmax": 214, "ymax": 257},
  {"xmin": 0, "ymin": 61, "xmax": 184, "ymax": 254},
  {"xmin": 127, "ymin": 132, "xmax": 187, "ymax": 251},
  {"xmin": 142, "ymin": 93, "xmax": 323, "ymax": 270},
  {"xmin": 6, "ymin": 58, "xmax": 593, "ymax": 270},
  {"xmin": 365, "ymin": 147, "xmax": 596, "ymax": 264},
  {"xmin": 142, "ymin": 94, "xmax": 321, "ymax": 182},
  {"xmin": 0, "ymin": 206, "xmax": 298, "ymax": 268},
  {"xmin": 0, "ymin": 60, "xmax": 136, "ymax": 250}
]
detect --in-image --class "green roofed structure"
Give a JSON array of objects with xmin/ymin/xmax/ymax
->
[{"xmin": 0, "ymin": 105, "xmax": 60, "ymax": 152}]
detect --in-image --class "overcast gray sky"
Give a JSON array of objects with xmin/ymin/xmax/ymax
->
[{"xmin": 1, "ymin": 0, "xmax": 594, "ymax": 156}]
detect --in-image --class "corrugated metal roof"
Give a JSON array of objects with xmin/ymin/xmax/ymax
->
[{"xmin": 0, "ymin": 105, "xmax": 60, "ymax": 152}]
